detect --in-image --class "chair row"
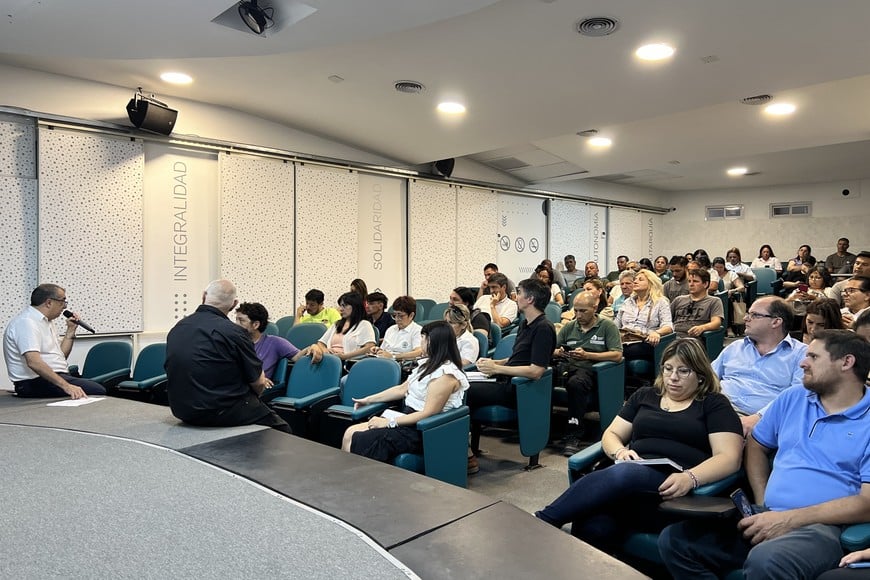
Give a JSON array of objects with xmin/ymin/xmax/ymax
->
[{"xmin": 70, "ymin": 341, "xmax": 168, "ymax": 401}]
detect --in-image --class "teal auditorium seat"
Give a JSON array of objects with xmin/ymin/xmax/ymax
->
[
  {"xmin": 259, "ymin": 357, "xmax": 290, "ymax": 402},
  {"xmin": 563, "ymin": 288, "xmax": 583, "ymax": 311},
  {"xmin": 751, "ymin": 268, "xmax": 778, "ymax": 296},
  {"xmin": 316, "ymin": 357, "xmax": 402, "ymax": 446},
  {"xmin": 275, "ymin": 315, "xmax": 295, "ymax": 338},
  {"xmin": 744, "ymin": 279, "xmax": 757, "ymax": 308},
  {"xmin": 416, "ymin": 299, "xmax": 437, "ymax": 321},
  {"xmin": 466, "ymin": 330, "xmax": 487, "ymax": 370},
  {"xmin": 270, "ymin": 354, "xmax": 342, "ymax": 435},
  {"xmin": 552, "ymin": 361, "xmax": 625, "ymax": 437},
  {"xmin": 545, "ymin": 302, "xmax": 563, "ymax": 324},
  {"xmin": 264, "ymin": 322, "xmax": 279, "ymax": 336},
  {"xmin": 491, "ymin": 333, "xmax": 516, "ymax": 361},
  {"xmin": 116, "ymin": 343, "xmax": 167, "ymax": 396},
  {"xmin": 487, "ymin": 322, "xmax": 502, "ymax": 356},
  {"xmin": 427, "ymin": 302, "xmax": 449, "ymax": 322},
  {"xmin": 69, "ymin": 341, "xmax": 132, "ymax": 388},
  {"xmin": 470, "ymin": 369, "xmax": 553, "ymax": 470},
  {"xmin": 625, "ymin": 332, "xmax": 677, "ymax": 380},
  {"xmin": 700, "ymin": 291, "xmax": 728, "ymax": 361},
  {"xmin": 285, "ymin": 322, "xmax": 326, "ymax": 349},
  {"xmin": 392, "ymin": 405, "xmax": 471, "ymax": 488}
]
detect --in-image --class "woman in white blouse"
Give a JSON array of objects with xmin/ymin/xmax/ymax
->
[
  {"xmin": 536, "ymin": 264, "xmax": 564, "ymax": 305},
  {"xmin": 341, "ymin": 321, "xmax": 470, "ymax": 462},
  {"xmin": 615, "ymin": 269, "xmax": 673, "ymax": 365},
  {"xmin": 312, "ymin": 292, "xmax": 376, "ymax": 361},
  {"xmin": 444, "ymin": 303, "xmax": 480, "ymax": 366},
  {"xmin": 750, "ymin": 244, "xmax": 782, "ymax": 272}
]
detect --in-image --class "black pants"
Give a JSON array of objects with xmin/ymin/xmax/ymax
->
[
  {"xmin": 564, "ymin": 366, "xmax": 597, "ymax": 423},
  {"xmin": 466, "ymin": 378, "xmax": 514, "ymax": 409},
  {"xmin": 14, "ymin": 374, "xmax": 106, "ymax": 397},
  {"xmin": 175, "ymin": 392, "xmax": 291, "ymax": 434}
]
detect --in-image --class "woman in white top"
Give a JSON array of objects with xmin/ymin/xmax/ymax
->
[
  {"xmin": 444, "ymin": 303, "xmax": 479, "ymax": 366},
  {"xmin": 712, "ymin": 257, "xmax": 744, "ymax": 295},
  {"xmin": 536, "ymin": 264, "xmax": 564, "ymax": 305},
  {"xmin": 342, "ymin": 321, "xmax": 470, "ymax": 462},
  {"xmin": 615, "ymin": 269, "xmax": 673, "ymax": 366},
  {"xmin": 313, "ymin": 292, "xmax": 376, "ymax": 361},
  {"xmin": 750, "ymin": 244, "xmax": 782, "ymax": 272},
  {"xmin": 370, "ymin": 296, "xmax": 422, "ymax": 361}
]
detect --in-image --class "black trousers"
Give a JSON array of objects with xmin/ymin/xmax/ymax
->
[
  {"xmin": 176, "ymin": 392, "xmax": 291, "ymax": 434},
  {"xmin": 14, "ymin": 374, "xmax": 106, "ymax": 397},
  {"xmin": 564, "ymin": 366, "xmax": 597, "ymax": 423}
]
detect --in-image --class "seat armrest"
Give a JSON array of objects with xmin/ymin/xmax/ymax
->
[
  {"xmin": 841, "ymin": 523, "xmax": 870, "ymax": 552},
  {"xmin": 416, "ymin": 406, "xmax": 469, "ymax": 431},
  {"xmin": 291, "ymin": 387, "xmax": 341, "ymax": 409},
  {"xmin": 567, "ymin": 441, "xmax": 605, "ymax": 483},
  {"xmin": 138, "ymin": 374, "xmax": 167, "ymax": 390},
  {"xmin": 90, "ymin": 368, "xmax": 131, "ymax": 385},
  {"xmin": 694, "ymin": 470, "xmax": 743, "ymax": 496},
  {"xmin": 325, "ymin": 402, "xmax": 388, "ymax": 421},
  {"xmin": 68, "ymin": 364, "xmax": 80, "ymax": 376},
  {"xmin": 659, "ymin": 496, "xmax": 736, "ymax": 518}
]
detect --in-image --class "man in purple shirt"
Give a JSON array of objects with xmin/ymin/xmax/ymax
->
[{"xmin": 235, "ymin": 302, "xmax": 309, "ymax": 380}]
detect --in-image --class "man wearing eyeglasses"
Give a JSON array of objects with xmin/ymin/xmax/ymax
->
[
  {"xmin": 841, "ymin": 275, "xmax": 870, "ymax": 328},
  {"xmin": 670, "ymin": 269, "xmax": 724, "ymax": 338},
  {"xmin": 3, "ymin": 284, "xmax": 106, "ymax": 399},
  {"xmin": 711, "ymin": 296, "xmax": 807, "ymax": 437},
  {"xmin": 828, "ymin": 251, "xmax": 870, "ymax": 306}
]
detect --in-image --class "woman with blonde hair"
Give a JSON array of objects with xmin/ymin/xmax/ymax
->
[
  {"xmin": 536, "ymin": 338, "xmax": 742, "ymax": 551},
  {"xmin": 443, "ymin": 303, "xmax": 480, "ymax": 366},
  {"xmin": 615, "ymin": 269, "xmax": 673, "ymax": 368}
]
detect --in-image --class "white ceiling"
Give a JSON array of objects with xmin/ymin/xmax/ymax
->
[{"xmin": 3, "ymin": 0, "xmax": 870, "ymax": 192}]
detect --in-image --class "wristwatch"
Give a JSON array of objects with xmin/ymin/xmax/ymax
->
[{"xmin": 388, "ymin": 417, "xmax": 398, "ymax": 429}]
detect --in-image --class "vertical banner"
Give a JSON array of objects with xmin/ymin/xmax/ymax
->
[
  {"xmin": 497, "ymin": 194, "xmax": 547, "ymax": 283},
  {"xmin": 358, "ymin": 174, "xmax": 406, "ymax": 300},
  {"xmin": 588, "ymin": 204, "xmax": 607, "ymax": 269},
  {"xmin": 143, "ymin": 144, "xmax": 218, "ymax": 331},
  {"xmin": 606, "ymin": 208, "xmax": 643, "ymax": 270}
]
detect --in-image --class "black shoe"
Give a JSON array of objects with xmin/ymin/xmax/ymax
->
[{"xmin": 561, "ymin": 433, "xmax": 584, "ymax": 457}]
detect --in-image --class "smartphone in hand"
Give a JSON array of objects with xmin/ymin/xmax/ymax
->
[{"xmin": 730, "ymin": 489, "xmax": 756, "ymax": 518}]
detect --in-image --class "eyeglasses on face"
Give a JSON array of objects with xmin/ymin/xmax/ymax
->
[
  {"xmin": 843, "ymin": 288, "xmax": 865, "ymax": 295},
  {"xmin": 391, "ymin": 312, "xmax": 409, "ymax": 320},
  {"xmin": 745, "ymin": 311, "xmax": 777, "ymax": 320},
  {"xmin": 662, "ymin": 364, "xmax": 694, "ymax": 379},
  {"xmin": 50, "ymin": 296, "xmax": 68, "ymax": 306}
]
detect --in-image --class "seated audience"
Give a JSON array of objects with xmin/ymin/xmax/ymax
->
[
  {"xmin": 605, "ymin": 255, "xmax": 630, "ymax": 289},
  {"xmin": 295, "ymin": 289, "xmax": 341, "ymax": 326},
  {"xmin": 712, "ymin": 296, "xmax": 807, "ymax": 437},
  {"xmin": 572, "ymin": 261, "xmax": 604, "ymax": 291},
  {"xmin": 473, "ymin": 273, "xmax": 518, "ymax": 329},
  {"xmin": 659, "ymin": 330, "xmax": 870, "ymax": 580},
  {"xmin": 825, "ymin": 237, "xmax": 856, "ymax": 274},
  {"xmin": 663, "ymin": 256, "xmax": 689, "ymax": 302},
  {"xmin": 476, "ymin": 263, "xmax": 516, "ymax": 300},
  {"xmin": 553, "ymin": 291, "xmax": 623, "ymax": 456},
  {"xmin": 712, "ymin": 255, "xmax": 746, "ymax": 298},
  {"xmin": 3, "ymin": 283, "xmax": 105, "ymax": 399},
  {"xmin": 536, "ymin": 338, "xmax": 742, "ymax": 552},
  {"xmin": 235, "ymin": 302, "xmax": 310, "ymax": 380},
  {"xmin": 350, "ymin": 278, "xmax": 368, "ymax": 301},
  {"xmin": 444, "ymin": 303, "xmax": 479, "ymax": 366},
  {"xmin": 582, "ymin": 278, "xmax": 614, "ymax": 319},
  {"xmin": 561, "ymin": 254, "xmax": 582, "ymax": 289},
  {"xmin": 165, "ymin": 279, "xmax": 290, "ymax": 432},
  {"xmin": 842, "ymin": 275, "xmax": 870, "ymax": 328},
  {"xmin": 311, "ymin": 292, "xmax": 376, "ymax": 361},
  {"xmin": 724, "ymin": 247, "xmax": 756, "ymax": 282},
  {"xmin": 802, "ymin": 298, "xmax": 845, "ymax": 344},
  {"xmin": 371, "ymin": 296, "xmax": 422, "ymax": 361},
  {"xmin": 654, "ymin": 255, "xmax": 672, "ymax": 283},
  {"xmin": 615, "ymin": 269, "xmax": 673, "ymax": 367},
  {"xmin": 783, "ymin": 244, "xmax": 817, "ymax": 289},
  {"xmin": 449, "ymin": 287, "xmax": 489, "ymax": 338},
  {"xmin": 638, "ymin": 257, "xmax": 654, "ymax": 271},
  {"xmin": 365, "ymin": 291, "xmax": 395, "ymax": 340},
  {"xmin": 341, "ymin": 321, "xmax": 470, "ymax": 462},
  {"xmin": 692, "ymin": 250, "xmax": 719, "ymax": 293},
  {"xmin": 541, "ymin": 258, "xmax": 567, "ymax": 290},
  {"xmin": 750, "ymin": 243, "xmax": 782, "ymax": 272},
  {"xmin": 785, "ymin": 267, "xmax": 830, "ymax": 316},
  {"xmin": 670, "ymin": 269, "xmax": 724, "ymax": 338},
  {"xmin": 535, "ymin": 263, "xmax": 564, "ymax": 305},
  {"xmin": 829, "ymin": 251, "xmax": 870, "ymax": 306},
  {"xmin": 853, "ymin": 309, "xmax": 870, "ymax": 341},
  {"xmin": 611, "ymin": 270, "xmax": 636, "ymax": 314}
]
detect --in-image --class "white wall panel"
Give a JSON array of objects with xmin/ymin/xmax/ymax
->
[
  {"xmin": 220, "ymin": 153, "xmax": 294, "ymax": 318},
  {"xmin": 641, "ymin": 212, "xmax": 663, "ymax": 261},
  {"xmin": 497, "ymin": 194, "xmax": 547, "ymax": 283},
  {"xmin": 408, "ymin": 180, "xmax": 456, "ymax": 301},
  {"xmin": 456, "ymin": 186, "xmax": 498, "ymax": 288},
  {"xmin": 607, "ymin": 208, "xmax": 643, "ymax": 271},
  {"xmin": 0, "ymin": 117, "xmax": 36, "ymax": 178},
  {"xmin": 295, "ymin": 165, "xmax": 359, "ymax": 309},
  {"xmin": 358, "ymin": 174, "xmax": 406, "ymax": 301},
  {"xmin": 38, "ymin": 129, "xmax": 143, "ymax": 333},
  {"xmin": 550, "ymin": 199, "xmax": 589, "ymax": 270}
]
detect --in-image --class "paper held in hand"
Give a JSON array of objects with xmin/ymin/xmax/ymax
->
[
  {"xmin": 615, "ymin": 457, "xmax": 684, "ymax": 471},
  {"xmin": 381, "ymin": 409, "xmax": 408, "ymax": 421}
]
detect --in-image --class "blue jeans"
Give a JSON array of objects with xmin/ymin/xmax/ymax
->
[
  {"xmin": 659, "ymin": 517, "xmax": 844, "ymax": 580},
  {"xmin": 536, "ymin": 462, "xmax": 668, "ymax": 550}
]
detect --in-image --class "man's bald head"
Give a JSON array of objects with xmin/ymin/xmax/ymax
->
[
  {"xmin": 574, "ymin": 291, "xmax": 597, "ymax": 309},
  {"xmin": 203, "ymin": 279, "xmax": 238, "ymax": 314}
]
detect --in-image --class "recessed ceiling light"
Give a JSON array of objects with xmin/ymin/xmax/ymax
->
[
  {"xmin": 437, "ymin": 102, "xmax": 466, "ymax": 114},
  {"xmin": 764, "ymin": 102, "xmax": 796, "ymax": 115},
  {"xmin": 588, "ymin": 137, "xmax": 612, "ymax": 147},
  {"xmin": 635, "ymin": 43, "xmax": 675, "ymax": 61},
  {"xmin": 727, "ymin": 167, "xmax": 748, "ymax": 176},
  {"xmin": 160, "ymin": 72, "xmax": 192, "ymax": 85}
]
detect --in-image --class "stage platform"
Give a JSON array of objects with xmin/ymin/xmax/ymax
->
[{"xmin": 0, "ymin": 393, "xmax": 646, "ymax": 579}]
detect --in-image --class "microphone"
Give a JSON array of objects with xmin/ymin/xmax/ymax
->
[{"xmin": 63, "ymin": 310, "xmax": 96, "ymax": 334}]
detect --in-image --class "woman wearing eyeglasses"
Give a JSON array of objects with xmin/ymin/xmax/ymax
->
[
  {"xmin": 444, "ymin": 303, "xmax": 479, "ymax": 367},
  {"xmin": 536, "ymin": 338, "xmax": 743, "ymax": 552},
  {"xmin": 312, "ymin": 291, "xmax": 376, "ymax": 361},
  {"xmin": 370, "ymin": 296, "xmax": 422, "ymax": 361},
  {"xmin": 342, "ymin": 321, "xmax": 470, "ymax": 462}
]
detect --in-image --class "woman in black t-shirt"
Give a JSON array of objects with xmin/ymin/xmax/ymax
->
[{"xmin": 536, "ymin": 338, "xmax": 743, "ymax": 550}]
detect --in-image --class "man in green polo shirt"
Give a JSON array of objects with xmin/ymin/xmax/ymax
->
[{"xmin": 553, "ymin": 291, "xmax": 623, "ymax": 456}]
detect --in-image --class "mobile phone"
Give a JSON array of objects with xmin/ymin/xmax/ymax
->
[
  {"xmin": 847, "ymin": 562, "xmax": 870, "ymax": 569},
  {"xmin": 730, "ymin": 489, "xmax": 756, "ymax": 518},
  {"xmin": 798, "ymin": 283, "xmax": 808, "ymax": 293}
]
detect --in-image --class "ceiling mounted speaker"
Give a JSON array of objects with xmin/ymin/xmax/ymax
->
[
  {"xmin": 126, "ymin": 97, "xmax": 178, "ymax": 135},
  {"xmin": 238, "ymin": 0, "xmax": 273, "ymax": 34},
  {"xmin": 433, "ymin": 158, "xmax": 455, "ymax": 178}
]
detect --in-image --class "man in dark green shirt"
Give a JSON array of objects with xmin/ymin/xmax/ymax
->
[{"xmin": 553, "ymin": 291, "xmax": 623, "ymax": 456}]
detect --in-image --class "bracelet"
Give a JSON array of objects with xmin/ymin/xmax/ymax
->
[
  {"xmin": 612, "ymin": 446, "xmax": 628, "ymax": 460},
  {"xmin": 685, "ymin": 469, "xmax": 700, "ymax": 489}
]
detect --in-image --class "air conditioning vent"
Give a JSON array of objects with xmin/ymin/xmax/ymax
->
[
  {"xmin": 706, "ymin": 205, "xmax": 743, "ymax": 221},
  {"xmin": 576, "ymin": 17, "xmax": 619, "ymax": 37},
  {"xmin": 394, "ymin": 80, "xmax": 425, "ymax": 94},
  {"xmin": 770, "ymin": 202, "xmax": 812, "ymax": 218}
]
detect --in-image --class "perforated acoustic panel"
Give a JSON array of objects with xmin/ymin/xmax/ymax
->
[
  {"xmin": 456, "ymin": 186, "xmax": 498, "ymax": 287},
  {"xmin": 294, "ymin": 165, "xmax": 359, "ymax": 310},
  {"xmin": 220, "ymin": 153, "xmax": 295, "ymax": 318},
  {"xmin": 550, "ymin": 199, "xmax": 590, "ymax": 268},
  {"xmin": 608, "ymin": 208, "xmax": 643, "ymax": 268},
  {"xmin": 38, "ymin": 128, "xmax": 144, "ymax": 333},
  {"xmin": 0, "ymin": 117, "xmax": 36, "ymax": 179},
  {"xmin": 408, "ymin": 180, "xmax": 457, "ymax": 301}
]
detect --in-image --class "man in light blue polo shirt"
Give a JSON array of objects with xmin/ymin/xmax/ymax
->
[
  {"xmin": 711, "ymin": 296, "xmax": 807, "ymax": 436},
  {"xmin": 660, "ymin": 329, "xmax": 870, "ymax": 579}
]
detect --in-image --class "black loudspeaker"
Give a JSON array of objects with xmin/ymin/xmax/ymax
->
[
  {"xmin": 126, "ymin": 98, "xmax": 178, "ymax": 135},
  {"xmin": 433, "ymin": 158, "xmax": 455, "ymax": 178}
]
